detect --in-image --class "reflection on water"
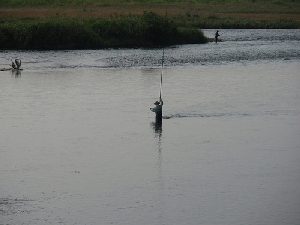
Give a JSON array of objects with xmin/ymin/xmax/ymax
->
[
  {"xmin": 0, "ymin": 30, "xmax": 299, "ymax": 69},
  {"xmin": 1, "ymin": 29, "xmax": 300, "ymax": 225},
  {"xmin": 156, "ymin": 132, "xmax": 164, "ymax": 225},
  {"xmin": 151, "ymin": 118, "xmax": 164, "ymax": 225},
  {"xmin": 11, "ymin": 70, "xmax": 21, "ymax": 77},
  {"xmin": 151, "ymin": 120, "xmax": 162, "ymax": 134}
]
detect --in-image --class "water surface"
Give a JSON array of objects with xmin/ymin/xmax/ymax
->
[{"xmin": 1, "ymin": 29, "xmax": 300, "ymax": 225}]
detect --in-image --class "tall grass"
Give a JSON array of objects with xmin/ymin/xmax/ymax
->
[
  {"xmin": 0, "ymin": 19, "xmax": 101, "ymax": 49},
  {"xmin": 174, "ymin": 15, "xmax": 300, "ymax": 29},
  {"xmin": 1, "ymin": 0, "xmax": 298, "ymax": 49},
  {"xmin": 1, "ymin": 0, "xmax": 299, "ymax": 7},
  {"xmin": 0, "ymin": 12, "xmax": 209, "ymax": 50}
]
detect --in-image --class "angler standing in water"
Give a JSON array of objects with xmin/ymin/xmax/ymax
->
[
  {"xmin": 150, "ymin": 48, "xmax": 164, "ymax": 124},
  {"xmin": 150, "ymin": 51, "xmax": 164, "ymax": 124},
  {"xmin": 215, "ymin": 30, "xmax": 220, "ymax": 43},
  {"xmin": 150, "ymin": 9, "xmax": 166, "ymax": 125},
  {"xmin": 150, "ymin": 98, "xmax": 163, "ymax": 122}
]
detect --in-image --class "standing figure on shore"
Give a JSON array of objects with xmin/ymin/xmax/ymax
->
[
  {"xmin": 215, "ymin": 30, "xmax": 220, "ymax": 43},
  {"xmin": 150, "ymin": 98, "xmax": 163, "ymax": 123},
  {"xmin": 11, "ymin": 61, "xmax": 16, "ymax": 69},
  {"xmin": 15, "ymin": 59, "xmax": 21, "ymax": 69},
  {"xmin": 11, "ymin": 59, "xmax": 21, "ymax": 69}
]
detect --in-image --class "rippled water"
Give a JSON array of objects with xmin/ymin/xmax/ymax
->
[
  {"xmin": 1, "ymin": 29, "xmax": 299, "ymax": 69},
  {"xmin": 1, "ymin": 29, "xmax": 300, "ymax": 225}
]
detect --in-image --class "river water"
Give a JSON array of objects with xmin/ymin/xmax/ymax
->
[{"xmin": 1, "ymin": 29, "xmax": 300, "ymax": 225}]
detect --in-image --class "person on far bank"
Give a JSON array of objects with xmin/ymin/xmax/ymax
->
[
  {"xmin": 150, "ymin": 98, "xmax": 163, "ymax": 121},
  {"xmin": 11, "ymin": 61, "xmax": 16, "ymax": 69},
  {"xmin": 215, "ymin": 30, "xmax": 220, "ymax": 43}
]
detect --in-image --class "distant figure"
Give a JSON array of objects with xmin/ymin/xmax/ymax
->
[
  {"xmin": 215, "ymin": 30, "xmax": 220, "ymax": 43},
  {"xmin": 11, "ymin": 59, "xmax": 21, "ymax": 69},
  {"xmin": 11, "ymin": 61, "xmax": 16, "ymax": 69},
  {"xmin": 15, "ymin": 59, "xmax": 21, "ymax": 69},
  {"xmin": 150, "ymin": 98, "xmax": 163, "ymax": 122}
]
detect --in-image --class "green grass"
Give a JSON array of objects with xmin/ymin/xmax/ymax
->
[
  {"xmin": 173, "ymin": 15, "xmax": 300, "ymax": 28},
  {"xmin": 0, "ymin": 12, "xmax": 209, "ymax": 50},
  {"xmin": 0, "ymin": 0, "xmax": 299, "ymax": 49},
  {"xmin": 1, "ymin": 0, "xmax": 299, "ymax": 7}
]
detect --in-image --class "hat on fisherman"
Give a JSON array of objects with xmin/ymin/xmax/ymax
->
[{"xmin": 154, "ymin": 101, "xmax": 160, "ymax": 105}]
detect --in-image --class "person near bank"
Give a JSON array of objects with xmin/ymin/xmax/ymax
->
[
  {"xmin": 150, "ymin": 98, "xmax": 163, "ymax": 121},
  {"xmin": 215, "ymin": 30, "xmax": 220, "ymax": 43}
]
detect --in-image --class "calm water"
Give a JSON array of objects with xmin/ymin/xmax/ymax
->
[{"xmin": 1, "ymin": 29, "xmax": 300, "ymax": 225}]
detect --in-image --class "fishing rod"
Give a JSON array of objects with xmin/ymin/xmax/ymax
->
[
  {"xmin": 159, "ymin": 48, "xmax": 164, "ymax": 100},
  {"xmin": 159, "ymin": 8, "xmax": 167, "ymax": 101},
  {"xmin": 150, "ymin": 8, "xmax": 167, "ymax": 122}
]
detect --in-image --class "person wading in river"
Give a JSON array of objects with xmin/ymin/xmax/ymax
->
[
  {"xmin": 150, "ymin": 98, "xmax": 163, "ymax": 122},
  {"xmin": 215, "ymin": 30, "xmax": 220, "ymax": 43}
]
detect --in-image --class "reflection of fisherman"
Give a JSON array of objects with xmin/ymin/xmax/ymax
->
[
  {"xmin": 150, "ymin": 98, "xmax": 163, "ymax": 121},
  {"xmin": 215, "ymin": 30, "xmax": 220, "ymax": 43}
]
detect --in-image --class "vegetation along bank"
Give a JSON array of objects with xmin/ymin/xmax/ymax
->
[
  {"xmin": 0, "ymin": 13, "xmax": 208, "ymax": 50},
  {"xmin": 0, "ymin": 0, "xmax": 299, "ymax": 50}
]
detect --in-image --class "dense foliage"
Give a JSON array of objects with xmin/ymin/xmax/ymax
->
[
  {"xmin": 0, "ymin": 12, "xmax": 208, "ymax": 50},
  {"xmin": 0, "ymin": 0, "xmax": 299, "ymax": 49},
  {"xmin": 1, "ymin": 0, "xmax": 299, "ymax": 7}
]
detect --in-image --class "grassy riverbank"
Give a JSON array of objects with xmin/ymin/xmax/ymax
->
[
  {"xmin": 0, "ymin": 12, "xmax": 208, "ymax": 50},
  {"xmin": 1, "ymin": 0, "xmax": 299, "ymax": 49}
]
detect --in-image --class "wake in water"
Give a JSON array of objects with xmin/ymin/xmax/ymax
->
[
  {"xmin": 162, "ymin": 108, "xmax": 297, "ymax": 119},
  {"xmin": 163, "ymin": 112, "xmax": 252, "ymax": 119}
]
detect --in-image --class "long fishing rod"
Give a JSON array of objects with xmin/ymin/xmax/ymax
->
[
  {"xmin": 159, "ymin": 48, "xmax": 164, "ymax": 100},
  {"xmin": 159, "ymin": 8, "xmax": 167, "ymax": 101}
]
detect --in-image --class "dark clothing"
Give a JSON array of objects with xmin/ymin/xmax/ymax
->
[
  {"xmin": 155, "ymin": 109, "xmax": 162, "ymax": 122},
  {"xmin": 215, "ymin": 31, "xmax": 220, "ymax": 43},
  {"xmin": 150, "ymin": 99, "xmax": 163, "ymax": 122}
]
